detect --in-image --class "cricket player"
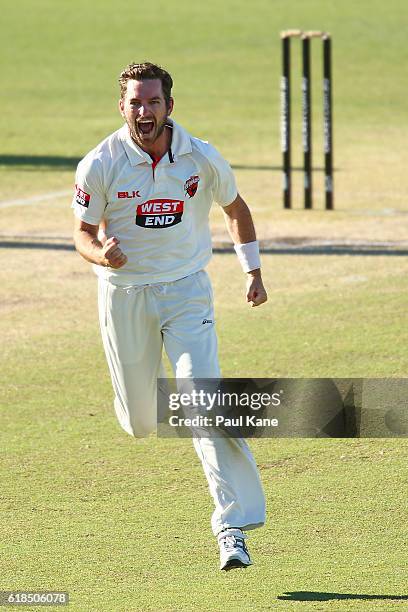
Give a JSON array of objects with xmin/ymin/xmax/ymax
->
[{"xmin": 72, "ymin": 62, "xmax": 267, "ymax": 571}]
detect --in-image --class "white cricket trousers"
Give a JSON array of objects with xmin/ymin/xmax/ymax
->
[{"xmin": 97, "ymin": 270, "xmax": 265, "ymax": 536}]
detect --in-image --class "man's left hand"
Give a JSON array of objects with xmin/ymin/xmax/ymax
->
[{"xmin": 246, "ymin": 270, "xmax": 268, "ymax": 307}]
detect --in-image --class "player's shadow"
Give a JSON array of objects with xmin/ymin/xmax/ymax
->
[{"xmin": 278, "ymin": 591, "xmax": 408, "ymax": 602}]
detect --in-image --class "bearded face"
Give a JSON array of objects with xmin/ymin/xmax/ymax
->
[{"xmin": 120, "ymin": 79, "xmax": 173, "ymax": 152}]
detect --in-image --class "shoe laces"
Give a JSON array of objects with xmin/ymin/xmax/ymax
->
[
  {"xmin": 220, "ymin": 534, "xmax": 247, "ymax": 553},
  {"xmin": 222, "ymin": 536, "xmax": 239, "ymax": 552}
]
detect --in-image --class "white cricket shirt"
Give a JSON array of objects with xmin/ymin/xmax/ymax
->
[{"xmin": 72, "ymin": 120, "xmax": 237, "ymax": 286}]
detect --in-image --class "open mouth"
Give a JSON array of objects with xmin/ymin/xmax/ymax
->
[{"xmin": 138, "ymin": 120, "xmax": 155, "ymax": 136}]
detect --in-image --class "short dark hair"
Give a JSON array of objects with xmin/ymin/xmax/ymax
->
[{"xmin": 119, "ymin": 62, "xmax": 173, "ymax": 106}]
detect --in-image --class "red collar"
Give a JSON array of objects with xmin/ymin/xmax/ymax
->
[{"xmin": 151, "ymin": 154, "xmax": 162, "ymax": 170}]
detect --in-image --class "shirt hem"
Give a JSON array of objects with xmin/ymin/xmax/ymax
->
[{"xmin": 94, "ymin": 258, "xmax": 212, "ymax": 287}]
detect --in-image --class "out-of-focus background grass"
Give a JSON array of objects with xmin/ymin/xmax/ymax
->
[
  {"xmin": 2, "ymin": 0, "xmax": 408, "ymax": 213},
  {"xmin": 1, "ymin": 1, "xmax": 407, "ymax": 610}
]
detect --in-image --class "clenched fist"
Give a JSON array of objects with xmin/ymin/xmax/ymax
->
[
  {"xmin": 246, "ymin": 270, "xmax": 267, "ymax": 307},
  {"xmin": 101, "ymin": 237, "xmax": 128, "ymax": 269}
]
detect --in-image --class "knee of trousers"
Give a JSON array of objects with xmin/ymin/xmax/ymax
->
[{"xmin": 113, "ymin": 397, "xmax": 156, "ymax": 439}]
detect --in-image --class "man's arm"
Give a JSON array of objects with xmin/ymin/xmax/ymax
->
[
  {"xmin": 73, "ymin": 218, "xmax": 127, "ymax": 269},
  {"xmin": 222, "ymin": 193, "xmax": 267, "ymax": 307}
]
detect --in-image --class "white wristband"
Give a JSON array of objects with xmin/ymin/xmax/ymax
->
[{"xmin": 234, "ymin": 240, "xmax": 261, "ymax": 273}]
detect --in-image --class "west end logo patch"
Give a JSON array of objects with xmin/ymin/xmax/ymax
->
[
  {"xmin": 184, "ymin": 175, "xmax": 200, "ymax": 198},
  {"xmin": 136, "ymin": 199, "xmax": 184, "ymax": 228},
  {"xmin": 75, "ymin": 185, "xmax": 91, "ymax": 208}
]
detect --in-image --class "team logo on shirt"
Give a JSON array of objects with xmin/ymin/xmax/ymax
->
[
  {"xmin": 75, "ymin": 185, "xmax": 91, "ymax": 208},
  {"xmin": 136, "ymin": 199, "xmax": 184, "ymax": 228},
  {"xmin": 184, "ymin": 175, "xmax": 200, "ymax": 198}
]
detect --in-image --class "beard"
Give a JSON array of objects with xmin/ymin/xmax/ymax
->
[{"xmin": 127, "ymin": 113, "xmax": 168, "ymax": 150}]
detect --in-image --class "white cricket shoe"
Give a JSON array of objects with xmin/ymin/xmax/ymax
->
[{"xmin": 218, "ymin": 528, "xmax": 252, "ymax": 571}]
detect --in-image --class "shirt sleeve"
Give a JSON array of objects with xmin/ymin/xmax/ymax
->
[
  {"xmin": 71, "ymin": 155, "xmax": 106, "ymax": 225},
  {"xmin": 208, "ymin": 145, "xmax": 238, "ymax": 207}
]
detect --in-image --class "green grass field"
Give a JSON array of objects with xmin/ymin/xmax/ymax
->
[{"xmin": 1, "ymin": 0, "xmax": 408, "ymax": 610}]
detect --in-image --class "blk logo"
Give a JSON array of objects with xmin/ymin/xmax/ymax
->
[{"xmin": 118, "ymin": 190, "xmax": 141, "ymax": 199}]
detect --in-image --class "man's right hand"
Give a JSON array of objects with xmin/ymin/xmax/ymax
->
[
  {"xmin": 73, "ymin": 219, "xmax": 128, "ymax": 269},
  {"xmin": 101, "ymin": 237, "xmax": 128, "ymax": 269}
]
